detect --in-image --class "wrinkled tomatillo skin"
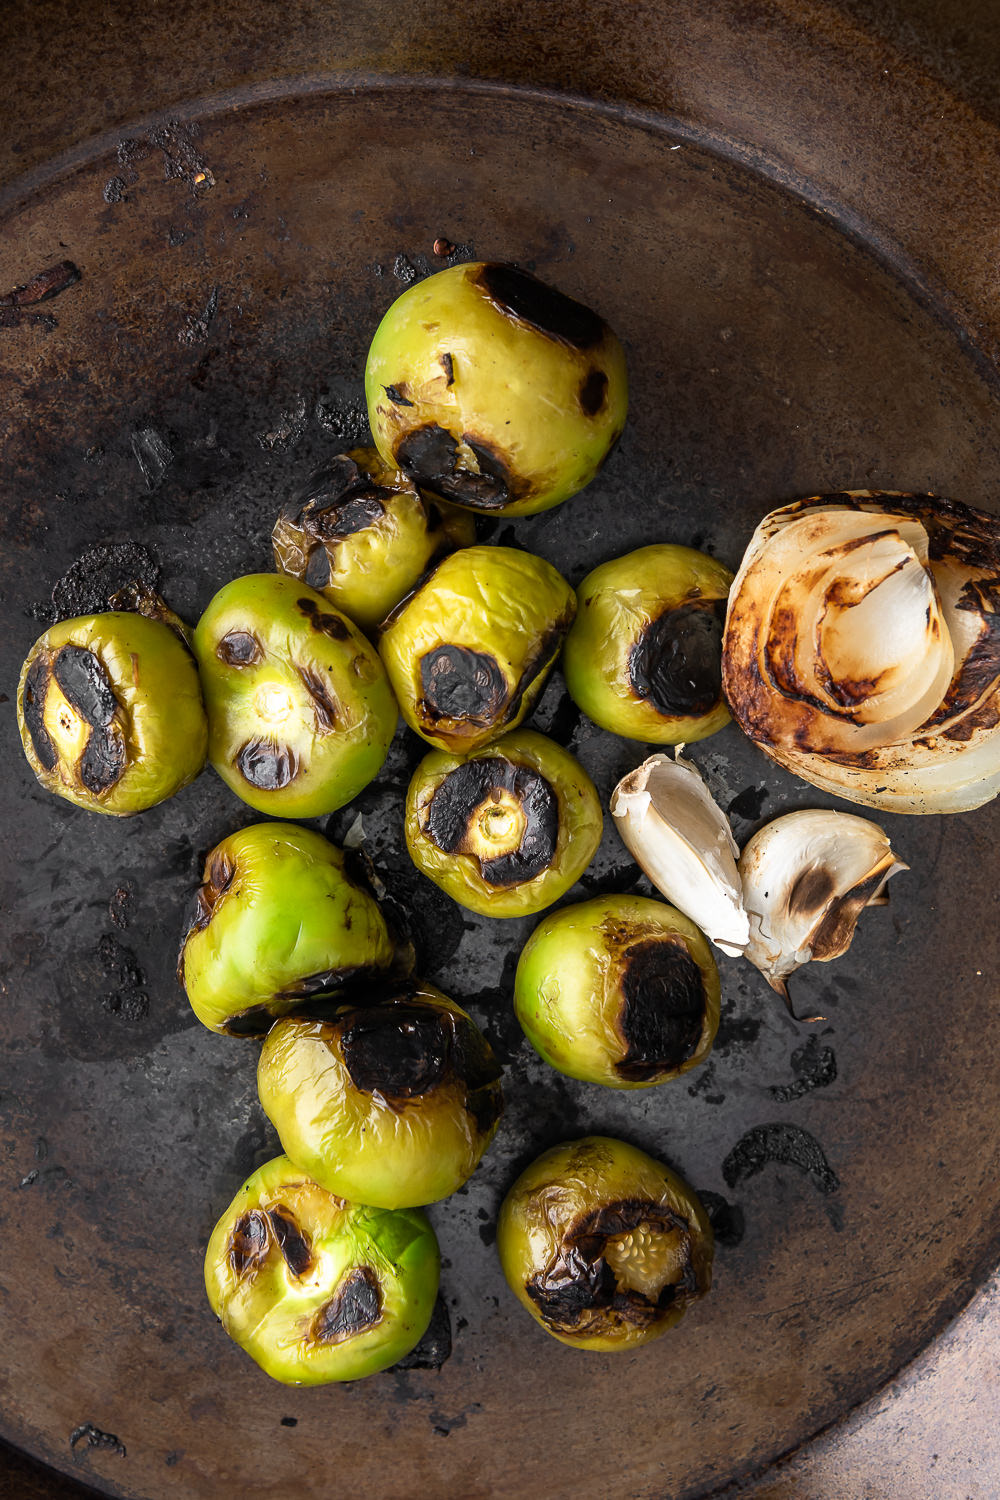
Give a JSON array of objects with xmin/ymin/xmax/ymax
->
[
  {"xmin": 194, "ymin": 574, "xmax": 397, "ymax": 817},
  {"xmin": 365, "ymin": 262, "xmax": 628, "ymax": 517},
  {"xmin": 272, "ymin": 447, "xmax": 475, "ymax": 634},
  {"xmin": 514, "ymin": 895, "xmax": 720, "ymax": 1087},
  {"xmin": 563, "ymin": 545, "xmax": 733, "ymax": 744},
  {"xmin": 178, "ymin": 823, "xmax": 396, "ymax": 1035},
  {"xmin": 17, "ymin": 611, "xmax": 207, "ymax": 815},
  {"xmin": 405, "ymin": 729, "xmax": 603, "ymax": 917},
  {"xmin": 204, "ymin": 1155, "xmax": 440, "ymax": 1384},
  {"xmin": 379, "ymin": 546, "xmax": 575, "ymax": 753},
  {"xmin": 257, "ymin": 983, "xmax": 503, "ymax": 1208},
  {"xmin": 497, "ymin": 1136, "xmax": 713, "ymax": 1351}
]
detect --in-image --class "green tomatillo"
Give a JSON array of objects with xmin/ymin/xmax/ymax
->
[
  {"xmin": 204, "ymin": 1155, "xmax": 440, "ymax": 1384},
  {"xmin": 194, "ymin": 573, "xmax": 397, "ymax": 818},
  {"xmin": 365, "ymin": 262, "xmax": 627, "ymax": 517},
  {"xmin": 378, "ymin": 545, "xmax": 575, "ymax": 753},
  {"xmin": 514, "ymin": 895, "xmax": 720, "ymax": 1087},
  {"xmin": 271, "ymin": 447, "xmax": 475, "ymax": 634},
  {"xmin": 405, "ymin": 729, "xmax": 603, "ymax": 917},
  {"xmin": 497, "ymin": 1136, "xmax": 714, "ymax": 1352},
  {"xmin": 17, "ymin": 611, "xmax": 207, "ymax": 815},
  {"xmin": 562, "ymin": 544, "xmax": 733, "ymax": 743},
  {"xmin": 177, "ymin": 823, "xmax": 398, "ymax": 1036},
  {"xmin": 256, "ymin": 982, "xmax": 504, "ymax": 1208}
]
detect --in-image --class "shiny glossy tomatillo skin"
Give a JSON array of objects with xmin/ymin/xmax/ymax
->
[
  {"xmin": 405, "ymin": 729, "xmax": 603, "ymax": 918},
  {"xmin": 178, "ymin": 823, "xmax": 397, "ymax": 1036},
  {"xmin": 271, "ymin": 447, "xmax": 475, "ymax": 634},
  {"xmin": 379, "ymin": 545, "xmax": 575, "ymax": 753},
  {"xmin": 204, "ymin": 1155, "xmax": 440, "ymax": 1384},
  {"xmin": 497, "ymin": 1136, "xmax": 714, "ymax": 1352},
  {"xmin": 562, "ymin": 544, "xmax": 733, "ymax": 743},
  {"xmin": 194, "ymin": 573, "xmax": 397, "ymax": 818},
  {"xmin": 514, "ymin": 895, "xmax": 720, "ymax": 1087},
  {"xmin": 257, "ymin": 983, "xmax": 504, "ymax": 1208},
  {"xmin": 365, "ymin": 262, "xmax": 628, "ymax": 517},
  {"xmin": 17, "ymin": 611, "xmax": 207, "ymax": 815}
]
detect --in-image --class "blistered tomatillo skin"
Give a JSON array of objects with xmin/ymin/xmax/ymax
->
[
  {"xmin": 271, "ymin": 447, "xmax": 475, "ymax": 634},
  {"xmin": 405, "ymin": 729, "xmax": 603, "ymax": 918},
  {"xmin": 17, "ymin": 611, "xmax": 207, "ymax": 815},
  {"xmin": 204, "ymin": 1155, "xmax": 440, "ymax": 1384},
  {"xmin": 178, "ymin": 823, "xmax": 396, "ymax": 1036},
  {"xmin": 514, "ymin": 895, "xmax": 720, "ymax": 1088},
  {"xmin": 497, "ymin": 1136, "xmax": 714, "ymax": 1352},
  {"xmin": 379, "ymin": 546, "xmax": 575, "ymax": 753},
  {"xmin": 562, "ymin": 545, "xmax": 734, "ymax": 744},
  {"xmin": 257, "ymin": 983, "xmax": 504, "ymax": 1208},
  {"xmin": 365, "ymin": 261, "xmax": 628, "ymax": 517},
  {"xmin": 194, "ymin": 573, "xmax": 397, "ymax": 817}
]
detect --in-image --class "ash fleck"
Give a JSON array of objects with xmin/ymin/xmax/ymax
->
[
  {"xmin": 109, "ymin": 885, "xmax": 134, "ymax": 930},
  {"xmin": 70, "ymin": 1423, "xmax": 126, "ymax": 1459},
  {"xmin": 722, "ymin": 1123, "xmax": 840, "ymax": 1197},
  {"xmin": 769, "ymin": 1035, "xmax": 838, "ymax": 1103},
  {"xmin": 51, "ymin": 542, "xmax": 160, "ymax": 621},
  {"xmin": 687, "ymin": 1062, "xmax": 726, "ymax": 1105},
  {"xmin": 131, "ymin": 424, "xmax": 174, "ymax": 490},
  {"xmin": 179, "ymin": 285, "xmax": 220, "ymax": 345},
  {"xmin": 97, "ymin": 934, "xmax": 148, "ymax": 1022},
  {"xmin": 393, "ymin": 254, "xmax": 418, "ymax": 284},
  {"xmin": 103, "ymin": 177, "xmax": 127, "ymax": 204},
  {"xmin": 18, "ymin": 1169, "xmax": 38, "ymax": 1189},
  {"xmin": 257, "ymin": 394, "xmax": 308, "ymax": 452}
]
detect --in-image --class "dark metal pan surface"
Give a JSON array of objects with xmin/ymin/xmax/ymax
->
[{"xmin": 2, "ymin": 80, "xmax": 999, "ymax": 1500}]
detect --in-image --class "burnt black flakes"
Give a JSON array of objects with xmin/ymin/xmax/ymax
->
[{"xmin": 722, "ymin": 1123, "xmax": 840, "ymax": 1196}]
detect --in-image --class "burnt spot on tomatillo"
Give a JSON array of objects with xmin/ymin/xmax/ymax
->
[
  {"xmin": 579, "ymin": 368, "xmax": 608, "ymax": 417},
  {"xmin": 227, "ymin": 1205, "xmax": 315, "ymax": 1280},
  {"xmin": 525, "ymin": 1198, "xmax": 697, "ymax": 1335},
  {"xmin": 477, "ymin": 263, "xmax": 605, "ymax": 350},
  {"xmin": 615, "ymin": 938, "xmax": 709, "ymax": 1082},
  {"xmin": 22, "ymin": 655, "xmax": 57, "ymax": 770},
  {"xmin": 280, "ymin": 455, "xmax": 391, "ymax": 543},
  {"xmin": 296, "ymin": 667, "xmax": 340, "ymax": 733},
  {"xmin": 628, "ymin": 599, "xmax": 726, "ymax": 719},
  {"xmin": 176, "ymin": 849, "xmax": 236, "ymax": 979},
  {"xmin": 394, "ymin": 424, "xmax": 514, "ymax": 511},
  {"xmin": 311, "ymin": 1267, "xmax": 382, "ymax": 1345},
  {"xmin": 296, "ymin": 596, "xmax": 351, "ymax": 640},
  {"xmin": 424, "ymin": 757, "xmax": 558, "ymax": 886},
  {"xmin": 26, "ymin": 644, "xmax": 128, "ymax": 794},
  {"xmin": 236, "ymin": 738, "xmax": 299, "ymax": 791},
  {"xmin": 419, "ymin": 644, "xmax": 508, "ymax": 725},
  {"xmin": 217, "ymin": 630, "xmax": 263, "ymax": 667},
  {"xmin": 338, "ymin": 999, "xmax": 503, "ymax": 1124}
]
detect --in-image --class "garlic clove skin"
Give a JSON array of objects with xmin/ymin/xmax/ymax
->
[
  {"xmin": 610, "ymin": 752, "xmax": 750, "ymax": 957},
  {"xmin": 738, "ymin": 808, "xmax": 908, "ymax": 996}
]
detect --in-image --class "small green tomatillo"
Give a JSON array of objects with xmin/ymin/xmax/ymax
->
[
  {"xmin": 177, "ymin": 823, "xmax": 397, "ymax": 1036},
  {"xmin": 365, "ymin": 261, "xmax": 627, "ymax": 517},
  {"xmin": 378, "ymin": 546, "xmax": 575, "ymax": 753},
  {"xmin": 562, "ymin": 544, "xmax": 733, "ymax": 743},
  {"xmin": 497, "ymin": 1136, "xmax": 714, "ymax": 1352},
  {"xmin": 256, "ymin": 982, "xmax": 503, "ymax": 1208},
  {"xmin": 271, "ymin": 447, "xmax": 475, "ymax": 633},
  {"xmin": 204, "ymin": 1155, "xmax": 440, "ymax": 1384},
  {"xmin": 405, "ymin": 729, "xmax": 603, "ymax": 918},
  {"xmin": 514, "ymin": 895, "xmax": 720, "ymax": 1087},
  {"xmin": 17, "ymin": 611, "xmax": 207, "ymax": 815}
]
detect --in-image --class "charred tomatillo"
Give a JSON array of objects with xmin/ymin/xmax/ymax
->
[
  {"xmin": 405, "ymin": 729, "xmax": 603, "ymax": 918},
  {"xmin": 272, "ymin": 448, "xmax": 475, "ymax": 634},
  {"xmin": 563, "ymin": 545, "xmax": 733, "ymax": 743},
  {"xmin": 514, "ymin": 895, "xmax": 720, "ymax": 1087},
  {"xmin": 497, "ymin": 1136, "xmax": 714, "ymax": 1352},
  {"xmin": 365, "ymin": 261, "xmax": 627, "ymax": 517},
  {"xmin": 194, "ymin": 573, "xmax": 397, "ymax": 817},
  {"xmin": 378, "ymin": 546, "xmax": 575, "ymax": 753},
  {"xmin": 204, "ymin": 1155, "xmax": 440, "ymax": 1384},
  {"xmin": 17, "ymin": 611, "xmax": 207, "ymax": 815},
  {"xmin": 256, "ymin": 983, "xmax": 503, "ymax": 1209},
  {"xmin": 177, "ymin": 823, "xmax": 397, "ymax": 1036}
]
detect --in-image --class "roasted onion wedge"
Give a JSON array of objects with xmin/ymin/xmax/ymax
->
[{"xmin": 722, "ymin": 492, "xmax": 1000, "ymax": 813}]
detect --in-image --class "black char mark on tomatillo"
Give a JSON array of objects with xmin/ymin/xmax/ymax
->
[
  {"xmin": 180, "ymin": 849, "xmax": 236, "ymax": 957},
  {"xmin": 229, "ymin": 1210, "xmax": 269, "ymax": 1278},
  {"xmin": 526, "ymin": 1199, "xmax": 694, "ymax": 1333},
  {"xmin": 340, "ymin": 1003, "xmax": 450, "ymax": 1099},
  {"xmin": 296, "ymin": 596, "xmax": 350, "ymax": 640},
  {"xmin": 616, "ymin": 939, "xmax": 707, "ymax": 1081},
  {"xmin": 394, "ymin": 424, "xmax": 512, "ymax": 511},
  {"xmin": 629, "ymin": 600, "xmax": 726, "ymax": 718},
  {"xmin": 51, "ymin": 644, "xmax": 127, "ymax": 793},
  {"xmin": 579, "ymin": 368, "xmax": 608, "ymax": 417},
  {"xmin": 266, "ymin": 1207, "xmax": 314, "ymax": 1277},
  {"xmin": 420, "ymin": 644, "xmax": 508, "ymax": 724},
  {"xmin": 426, "ymin": 757, "xmax": 559, "ymax": 886},
  {"xmin": 312, "ymin": 1267, "xmax": 382, "ymax": 1345},
  {"xmin": 286, "ymin": 458, "xmax": 390, "ymax": 542},
  {"xmin": 297, "ymin": 667, "xmax": 340, "ymax": 733},
  {"xmin": 237, "ymin": 738, "xmax": 299, "ymax": 791},
  {"xmin": 22, "ymin": 654, "xmax": 57, "ymax": 770},
  {"xmin": 217, "ymin": 630, "xmax": 263, "ymax": 667},
  {"xmin": 477, "ymin": 263, "xmax": 604, "ymax": 350}
]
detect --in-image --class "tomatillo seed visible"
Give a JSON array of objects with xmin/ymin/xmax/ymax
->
[
  {"xmin": 514, "ymin": 895, "xmax": 720, "ymax": 1087},
  {"xmin": 272, "ymin": 447, "xmax": 475, "ymax": 633},
  {"xmin": 204, "ymin": 1155, "xmax": 440, "ymax": 1384},
  {"xmin": 178, "ymin": 823, "xmax": 397, "ymax": 1036},
  {"xmin": 194, "ymin": 573, "xmax": 397, "ymax": 817},
  {"xmin": 562, "ymin": 544, "xmax": 734, "ymax": 743},
  {"xmin": 405, "ymin": 729, "xmax": 603, "ymax": 917},
  {"xmin": 256, "ymin": 983, "xmax": 503, "ymax": 1208},
  {"xmin": 17, "ymin": 611, "xmax": 207, "ymax": 815},
  {"xmin": 497, "ymin": 1136, "xmax": 713, "ymax": 1352},
  {"xmin": 365, "ymin": 262, "xmax": 627, "ymax": 517},
  {"xmin": 379, "ymin": 546, "xmax": 575, "ymax": 753}
]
